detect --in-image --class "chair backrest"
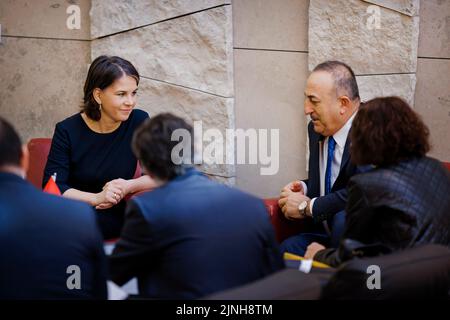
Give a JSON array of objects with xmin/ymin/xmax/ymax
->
[
  {"xmin": 26, "ymin": 138, "xmax": 52, "ymax": 189},
  {"xmin": 321, "ymin": 244, "xmax": 450, "ymax": 299},
  {"xmin": 26, "ymin": 138, "xmax": 142, "ymax": 190},
  {"xmin": 443, "ymin": 162, "xmax": 450, "ymax": 172}
]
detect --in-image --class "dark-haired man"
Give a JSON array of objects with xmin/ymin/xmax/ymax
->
[
  {"xmin": 278, "ymin": 61, "xmax": 364, "ymax": 257},
  {"xmin": 0, "ymin": 117, "xmax": 107, "ymax": 299},
  {"xmin": 109, "ymin": 113, "xmax": 284, "ymax": 299}
]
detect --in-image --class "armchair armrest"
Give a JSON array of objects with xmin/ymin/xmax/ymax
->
[{"xmin": 263, "ymin": 198, "xmax": 314, "ymax": 243}]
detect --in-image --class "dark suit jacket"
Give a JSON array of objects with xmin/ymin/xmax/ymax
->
[
  {"xmin": 0, "ymin": 172, "xmax": 107, "ymax": 299},
  {"xmin": 304, "ymin": 121, "xmax": 360, "ymax": 223},
  {"xmin": 109, "ymin": 168, "xmax": 284, "ymax": 299},
  {"xmin": 315, "ymin": 157, "xmax": 450, "ymax": 267}
]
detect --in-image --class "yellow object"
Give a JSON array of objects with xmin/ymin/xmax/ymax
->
[{"xmin": 284, "ymin": 252, "xmax": 331, "ymax": 269}]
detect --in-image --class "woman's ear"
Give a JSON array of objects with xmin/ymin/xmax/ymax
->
[{"xmin": 93, "ymin": 88, "xmax": 102, "ymax": 105}]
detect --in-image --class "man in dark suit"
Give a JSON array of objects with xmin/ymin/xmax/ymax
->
[
  {"xmin": 0, "ymin": 117, "xmax": 107, "ymax": 299},
  {"xmin": 109, "ymin": 113, "xmax": 284, "ymax": 299},
  {"xmin": 278, "ymin": 61, "xmax": 362, "ymax": 256},
  {"xmin": 311, "ymin": 97, "xmax": 450, "ymax": 266}
]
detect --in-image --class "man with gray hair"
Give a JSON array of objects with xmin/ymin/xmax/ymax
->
[{"xmin": 278, "ymin": 61, "xmax": 363, "ymax": 258}]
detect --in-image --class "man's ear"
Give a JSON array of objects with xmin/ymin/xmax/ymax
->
[
  {"xmin": 93, "ymin": 88, "xmax": 102, "ymax": 105},
  {"xmin": 339, "ymin": 96, "xmax": 352, "ymax": 115},
  {"xmin": 20, "ymin": 144, "xmax": 30, "ymax": 175}
]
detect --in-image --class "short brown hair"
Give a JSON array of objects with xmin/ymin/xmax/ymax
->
[
  {"xmin": 132, "ymin": 113, "xmax": 194, "ymax": 181},
  {"xmin": 0, "ymin": 117, "xmax": 22, "ymax": 167},
  {"xmin": 351, "ymin": 96, "xmax": 430, "ymax": 166}
]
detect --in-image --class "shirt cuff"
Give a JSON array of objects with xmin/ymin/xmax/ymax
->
[
  {"xmin": 309, "ymin": 197, "xmax": 317, "ymax": 218},
  {"xmin": 300, "ymin": 181, "xmax": 308, "ymax": 196}
]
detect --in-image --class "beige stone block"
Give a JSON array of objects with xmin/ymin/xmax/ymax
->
[
  {"xmin": 0, "ymin": 0, "xmax": 91, "ymax": 40},
  {"xmin": 234, "ymin": 49, "xmax": 309, "ymax": 198},
  {"xmin": 137, "ymin": 77, "xmax": 235, "ymax": 178},
  {"xmin": 90, "ymin": 0, "xmax": 230, "ymax": 38},
  {"xmin": 356, "ymin": 73, "xmax": 416, "ymax": 106},
  {"xmin": 232, "ymin": 0, "xmax": 309, "ymax": 51},
  {"xmin": 309, "ymin": 0, "xmax": 419, "ymax": 74},
  {"xmin": 92, "ymin": 6, "xmax": 233, "ymax": 97},
  {"xmin": 362, "ymin": 0, "xmax": 420, "ymax": 16},
  {"xmin": 0, "ymin": 37, "xmax": 90, "ymax": 142},
  {"xmin": 414, "ymin": 58, "xmax": 450, "ymax": 161},
  {"xmin": 418, "ymin": 0, "xmax": 450, "ymax": 58}
]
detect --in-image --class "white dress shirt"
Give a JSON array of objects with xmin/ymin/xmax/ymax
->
[{"xmin": 301, "ymin": 111, "xmax": 357, "ymax": 216}]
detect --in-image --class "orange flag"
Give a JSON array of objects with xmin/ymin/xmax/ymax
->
[{"xmin": 43, "ymin": 173, "xmax": 61, "ymax": 196}]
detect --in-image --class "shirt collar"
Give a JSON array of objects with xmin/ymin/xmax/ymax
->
[{"xmin": 332, "ymin": 111, "xmax": 357, "ymax": 149}]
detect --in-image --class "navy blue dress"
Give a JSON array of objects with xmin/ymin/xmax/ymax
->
[{"xmin": 43, "ymin": 109, "xmax": 149, "ymax": 239}]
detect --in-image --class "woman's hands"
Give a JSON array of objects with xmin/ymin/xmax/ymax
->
[
  {"xmin": 95, "ymin": 179, "xmax": 130, "ymax": 210},
  {"xmin": 95, "ymin": 175, "xmax": 157, "ymax": 210}
]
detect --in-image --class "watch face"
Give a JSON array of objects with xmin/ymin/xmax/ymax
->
[{"xmin": 299, "ymin": 201, "xmax": 307, "ymax": 211}]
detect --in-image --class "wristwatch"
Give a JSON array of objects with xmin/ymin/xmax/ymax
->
[{"xmin": 298, "ymin": 200, "xmax": 308, "ymax": 217}]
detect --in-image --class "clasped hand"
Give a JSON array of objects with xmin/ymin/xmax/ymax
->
[
  {"xmin": 278, "ymin": 180, "xmax": 311, "ymax": 220},
  {"xmin": 96, "ymin": 178, "xmax": 130, "ymax": 210}
]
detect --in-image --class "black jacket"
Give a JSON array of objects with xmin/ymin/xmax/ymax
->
[
  {"xmin": 0, "ymin": 172, "xmax": 107, "ymax": 299},
  {"xmin": 109, "ymin": 169, "xmax": 284, "ymax": 299},
  {"xmin": 304, "ymin": 121, "xmax": 360, "ymax": 222},
  {"xmin": 315, "ymin": 157, "xmax": 450, "ymax": 267}
]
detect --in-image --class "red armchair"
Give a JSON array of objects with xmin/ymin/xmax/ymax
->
[
  {"xmin": 26, "ymin": 138, "xmax": 52, "ymax": 189},
  {"xmin": 263, "ymin": 198, "xmax": 314, "ymax": 243},
  {"xmin": 443, "ymin": 162, "xmax": 450, "ymax": 171}
]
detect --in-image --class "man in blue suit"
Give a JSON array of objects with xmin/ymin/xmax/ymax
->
[
  {"xmin": 278, "ymin": 61, "xmax": 363, "ymax": 257},
  {"xmin": 0, "ymin": 117, "xmax": 107, "ymax": 299},
  {"xmin": 109, "ymin": 113, "xmax": 284, "ymax": 299}
]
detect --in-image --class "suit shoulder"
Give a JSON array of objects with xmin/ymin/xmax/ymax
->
[
  {"xmin": 126, "ymin": 192, "xmax": 153, "ymax": 214},
  {"xmin": 43, "ymin": 193, "xmax": 94, "ymax": 218},
  {"xmin": 216, "ymin": 184, "xmax": 266, "ymax": 210},
  {"xmin": 423, "ymin": 156, "xmax": 447, "ymax": 171}
]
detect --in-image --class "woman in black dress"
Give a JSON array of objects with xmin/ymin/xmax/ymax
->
[{"xmin": 43, "ymin": 55, "xmax": 156, "ymax": 239}]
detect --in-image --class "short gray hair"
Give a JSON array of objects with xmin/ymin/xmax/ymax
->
[{"xmin": 313, "ymin": 60, "xmax": 360, "ymax": 101}]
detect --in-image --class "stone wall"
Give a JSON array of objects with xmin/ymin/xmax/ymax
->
[
  {"xmin": 233, "ymin": 0, "xmax": 310, "ymax": 198},
  {"xmin": 309, "ymin": 0, "xmax": 420, "ymax": 106},
  {"xmin": 1, "ymin": 0, "xmax": 449, "ymax": 193},
  {"xmin": 90, "ymin": 0, "xmax": 234, "ymax": 182},
  {"xmin": 415, "ymin": 0, "xmax": 450, "ymax": 162},
  {"xmin": 0, "ymin": 0, "xmax": 91, "ymax": 142}
]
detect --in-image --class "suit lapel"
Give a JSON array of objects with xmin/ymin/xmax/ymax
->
[
  {"xmin": 331, "ymin": 131, "xmax": 352, "ymax": 191},
  {"xmin": 339, "ymin": 134, "xmax": 351, "ymax": 172},
  {"xmin": 308, "ymin": 126, "xmax": 323, "ymax": 197}
]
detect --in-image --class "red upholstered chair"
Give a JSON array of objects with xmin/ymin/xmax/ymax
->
[
  {"xmin": 26, "ymin": 138, "xmax": 52, "ymax": 189},
  {"xmin": 263, "ymin": 198, "xmax": 314, "ymax": 243},
  {"xmin": 443, "ymin": 162, "xmax": 450, "ymax": 172},
  {"xmin": 26, "ymin": 138, "xmax": 142, "ymax": 190}
]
